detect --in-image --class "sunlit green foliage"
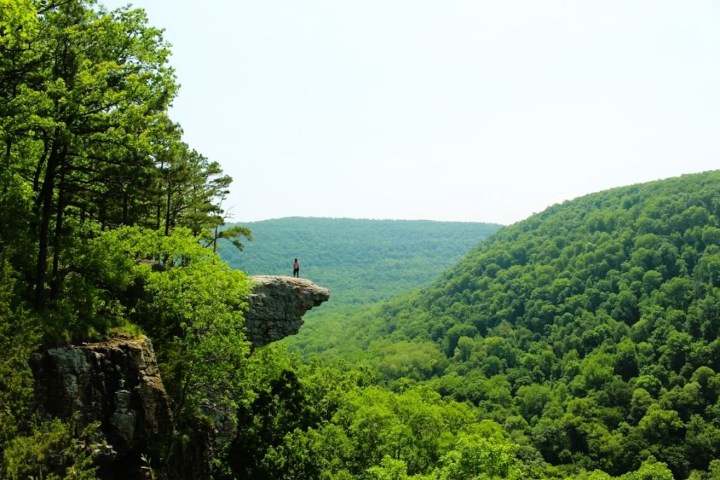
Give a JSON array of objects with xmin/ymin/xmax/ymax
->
[
  {"xmin": 2, "ymin": 419, "xmax": 98, "ymax": 480},
  {"xmin": 4, "ymin": 1, "xmax": 720, "ymax": 479},
  {"xmin": 219, "ymin": 217, "xmax": 501, "ymax": 306},
  {"xmin": 225, "ymin": 345, "xmax": 543, "ymax": 480},
  {"xmin": 287, "ymin": 171, "xmax": 720, "ymax": 478},
  {"xmin": 217, "ymin": 218, "xmax": 501, "ymax": 359},
  {"xmin": 77, "ymin": 226, "xmax": 253, "ymax": 422}
]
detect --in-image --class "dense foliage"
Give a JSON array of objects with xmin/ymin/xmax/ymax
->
[
  {"xmin": 219, "ymin": 217, "xmax": 500, "ymax": 359},
  {"xmin": 228, "ymin": 345, "xmax": 682, "ymax": 480},
  {"xmin": 219, "ymin": 217, "xmax": 501, "ymax": 306},
  {"xmin": 291, "ymin": 170, "xmax": 720, "ymax": 478},
  {"xmin": 0, "ymin": 0, "xmax": 241, "ymax": 317},
  {"xmin": 2, "ymin": 1, "xmax": 718, "ymax": 479},
  {"xmin": 0, "ymin": 0, "xmax": 250, "ymax": 477}
]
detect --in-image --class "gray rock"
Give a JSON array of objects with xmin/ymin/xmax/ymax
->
[
  {"xmin": 30, "ymin": 276, "xmax": 329, "ymax": 479},
  {"xmin": 244, "ymin": 275, "xmax": 330, "ymax": 348},
  {"xmin": 31, "ymin": 335, "xmax": 173, "ymax": 478}
]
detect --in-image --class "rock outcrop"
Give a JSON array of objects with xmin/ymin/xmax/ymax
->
[
  {"xmin": 244, "ymin": 275, "xmax": 331, "ymax": 347},
  {"xmin": 29, "ymin": 276, "xmax": 329, "ymax": 479},
  {"xmin": 30, "ymin": 335, "xmax": 173, "ymax": 479}
]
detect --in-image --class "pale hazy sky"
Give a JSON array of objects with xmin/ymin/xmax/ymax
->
[{"xmin": 103, "ymin": 0, "xmax": 720, "ymax": 225}]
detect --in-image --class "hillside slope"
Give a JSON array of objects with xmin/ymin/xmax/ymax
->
[
  {"xmin": 309, "ymin": 171, "xmax": 720, "ymax": 477},
  {"xmin": 219, "ymin": 217, "xmax": 502, "ymax": 307}
]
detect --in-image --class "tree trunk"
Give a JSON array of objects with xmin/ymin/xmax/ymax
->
[
  {"xmin": 122, "ymin": 186, "xmax": 129, "ymax": 225},
  {"xmin": 165, "ymin": 183, "xmax": 172, "ymax": 236},
  {"xmin": 50, "ymin": 153, "xmax": 67, "ymax": 300},
  {"xmin": 35, "ymin": 141, "xmax": 60, "ymax": 310},
  {"xmin": 154, "ymin": 159, "xmax": 163, "ymax": 231}
]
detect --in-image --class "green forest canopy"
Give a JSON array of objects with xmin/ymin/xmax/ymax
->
[
  {"xmin": 291, "ymin": 170, "xmax": 720, "ymax": 479},
  {"xmin": 219, "ymin": 217, "xmax": 501, "ymax": 306},
  {"xmin": 2, "ymin": 0, "xmax": 719, "ymax": 478}
]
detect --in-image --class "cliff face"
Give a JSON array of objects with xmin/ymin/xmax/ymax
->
[
  {"xmin": 30, "ymin": 275, "xmax": 329, "ymax": 479},
  {"xmin": 30, "ymin": 335, "xmax": 172, "ymax": 479},
  {"xmin": 244, "ymin": 275, "xmax": 331, "ymax": 348}
]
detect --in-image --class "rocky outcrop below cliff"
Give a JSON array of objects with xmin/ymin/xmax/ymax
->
[
  {"xmin": 30, "ymin": 335, "xmax": 172, "ymax": 479},
  {"xmin": 245, "ymin": 275, "xmax": 331, "ymax": 347}
]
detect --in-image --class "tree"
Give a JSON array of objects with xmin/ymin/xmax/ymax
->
[
  {"xmin": 367, "ymin": 456, "xmax": 410, "ymax": 480},
  {"xmin": 0, "ymin": 259, "xmax": 40, "ymax": 464},
  {"xmin": 1, "ymin": 0, "xmax": 177, "ymax": 309},
  {"xmin": 89, "ymin": 227, "xmax": 252, "ymax": 419},
  {"xmin": 435, "ymin": 431, "xmax": 524, "ymax": 480},
  {"xmin": 211, "ymin": 224, "xmax": 253, "ymax": 254},
  {"xmin": 156, "ymin": 142, "xmax": 230, "ymax": 236}
]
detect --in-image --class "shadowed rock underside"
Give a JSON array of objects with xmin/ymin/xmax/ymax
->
[{"xmin": 244, "ymin": 275, "xmax": 331, "ymax": 348}]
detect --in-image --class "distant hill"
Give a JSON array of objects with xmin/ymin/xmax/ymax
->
[
  {"xmin": 296, "ymin": 171, "xmax": 720, "ymax": 477},
  {"xmin": 218, "ymin": 217, "xmax": 502, "ymax": 307}
]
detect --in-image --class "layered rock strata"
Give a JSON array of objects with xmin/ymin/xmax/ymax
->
[
  {"xmin": 244, "ymin": 275, "xmax": 331, "ymax": 347},
  {"xmin": 30, "ymin": 335, "xmax": 172, "ymax": 479}
]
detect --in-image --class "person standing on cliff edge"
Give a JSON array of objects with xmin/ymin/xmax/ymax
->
[{"xmin": 293, "ymin": 258, "xmax": 300, "ymax": 277}]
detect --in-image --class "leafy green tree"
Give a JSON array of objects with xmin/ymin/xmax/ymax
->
[
  {"xmin": 21, "ymin": 0, "xmax": 177, "ymax": 308},
  {"xmin": 2, "ymin": 419, "xmax": 98, "ymax": 480},
  {"xmin": 156, "ymin": 140, "xmax": 232, "ymax": 237},
  {"xmin": 435, "ymin": 431, "xmax": 524, "ymax": 480},
  {"xmin": 367, "ymin": 456, "xmax": 410, "ymax": 480},
  {"xmin": 620, "ymin": 456, "xmax": 674, "ymax": 480},
  {"xmin": 88, "ymin": 227, "xmax": 252, "ymax": 422},
  {"xmin": 0, "ymin": 260, "xmax": 41, "ymax": 468},
  {"xmin": 531, "ymin": 417, "xmax": 570, "ymax": 464}
]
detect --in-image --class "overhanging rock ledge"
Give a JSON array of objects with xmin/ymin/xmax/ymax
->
[{"xmin": 244, "ymin": 275, "xmax": 331, "ymax": 348}]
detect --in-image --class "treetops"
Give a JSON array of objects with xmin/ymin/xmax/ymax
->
[
  {"xmin": 0, "ymin": 4, "xmax": 254, "ymax": 473},
  {"xmin": 293, "ymin": 170, "xmax": 720, "ymax": 478},
  {"xmin": 0, "ymin": 0, "xmax": 247, "ymax": 317}
]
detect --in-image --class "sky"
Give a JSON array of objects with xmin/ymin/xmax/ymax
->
[{"xmin": 101, "ymin": 0, "xmax": 720, "ymax": 225}]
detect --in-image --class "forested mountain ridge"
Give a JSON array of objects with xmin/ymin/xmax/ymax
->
[
  {"xmin": 305, "ymin": 170, "xmax": 720, "ymax": 478},
  {"xmin": 219, "ymin": 217, "xmax": 502, "ymax": 306},
  {"xmin": 1, "ymin": 2, "xmax": 532, "ymax": 478},
  {"xmin": 2, "ymin": 1, "xmax": 718, "ymax": 478}
]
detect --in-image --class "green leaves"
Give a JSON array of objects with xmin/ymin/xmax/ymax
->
[
  {"xmin": 255, "ymin": 171, "xmax": 720, "ymax": 478},
  {"xmin": 0, "ymin": 265, "xmax": 40, "ymax": 455},
  {"xmin": 0, "ymin": 0, "xmax": 235, "ymax": 311},
  {"xmin": 436, "ymin": 431, "xmax": 523, "ymax": 480},
  {"xmin": 87, "ymin": 226, "xmax": 252, "ymax": 422},
  {"xmin": 0, "ymin": 0, "xmax": 37, "ymax": 42},
  {"xmin": 2, "ymin": 419, "xmax": 98, "ymax": 480}
]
